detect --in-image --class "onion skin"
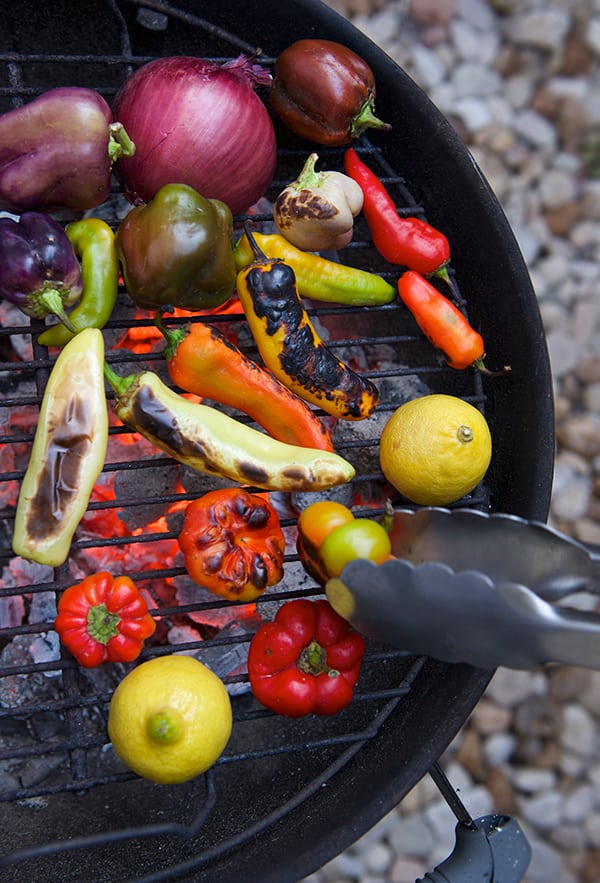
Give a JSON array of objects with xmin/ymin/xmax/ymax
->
[
  {"xmin": 0, "ymin": 87, "xmax": 133, "ymax": 213},
  {"xmin": 270, "ymin": 40, "xmax": 390, "ymax": 147},
  {"xmin": 112, "ymin": 55, "xmax": 277, "ymax": 215}
]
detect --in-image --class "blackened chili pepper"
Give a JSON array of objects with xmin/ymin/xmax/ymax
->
[
  {"xmin": 397, "ymin": 270, "xmax": 510, "ymax": 375},
  {"xmin": 344, "ymin": 148, "xmax": 451, "ymax": 280},
  {"xmin": 38, "ymin": 218, "xmax": 119, "ymax": 347},
  {"xmin": 235, "ymin": 228, "xmax": 380, "ymax": 421}
]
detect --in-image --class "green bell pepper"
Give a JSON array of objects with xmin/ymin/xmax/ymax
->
[{"xmin": 115, "ymin": 183, "xmax": 237, "ymax": 311}]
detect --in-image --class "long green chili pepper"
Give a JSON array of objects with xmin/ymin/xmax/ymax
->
[
  {"xmin": 233, "ymin": 231, "xmax": 396, "ymax": 306},
  {"xmin": 38, "ymin": 218, "xmax": 119, "ymax": 347}
]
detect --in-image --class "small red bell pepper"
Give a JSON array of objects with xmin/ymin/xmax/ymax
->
[
  {"xmin": 247, "ymin": 598, "xmax": 365, "ymax": 717},
  {"xmin": 54, "ymin": 571, "xmax": 156, "ymax": 668}
]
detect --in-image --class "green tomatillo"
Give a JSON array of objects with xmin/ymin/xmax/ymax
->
[{"xmin": 115, "ymin": 182, "xmax": 237, "ymax": 311}]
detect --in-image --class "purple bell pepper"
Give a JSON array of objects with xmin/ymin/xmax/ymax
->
[
  {"xmin": 0, "ymin": 212, "xmax": 83, "ymax": 329},
  {"xmin": 0, "ymin": 86, "xmax": 134, "ymax": 214}
]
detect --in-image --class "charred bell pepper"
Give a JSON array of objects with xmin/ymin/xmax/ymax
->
[
  {"xmin": 178, "ymin": 488, "xmax": 286, "ymax": 602},
  {"xmin": 103, "ymin": 362, "xmax": 355, "ymax": 492},
  {"xmin": 274, "ymin": 152, "xmax": 364, "ymax": 252},
  {"xmin": 155, "ymin": 314, "xmax": 334, "ymax": 451},
  {"xmin": 0, "ymin": 212, "xmax": 82, "ymax": 330},
  {"xmin": 12, "ymin": 328, "xmax": 108, "ymax": 567},
  {"xmin": 269, "ymin": 39, "xmax": 390, "ymax": 146},
  {"xmin": 38, "ymin": 218, "xmax": 119, "ymax": 347},
  {"xmin": 54, "ymin": 571, "xmax": 156, "ymax": 668},
  {"xmin": 247, "ymin": 598, "xmax": 365, "ymax": 717},
  {"xmin": 115, "ymin": 183, "xmax": 237, "ymax": 311},
  {"xmin": 235, "ymin": 229, "xmax": 380, "ymax": 420},
  {"xmin": 233, "ymin": 231, "xmax": 395, "ymax": 307},
  {"xmin": 0, "ymin": 86, "xmax": 134, "ymax": 214}
]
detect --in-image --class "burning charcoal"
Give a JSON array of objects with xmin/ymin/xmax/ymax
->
[
  {"xmin": 29, "ymin": 591, "xmax": 57, "ymax": 624},
  {"xmin": 0, "ymin": 593, "xmax": 24, "ymax": 629},
  {"xmin": 194, "ymin": 621, "xmax": 254, "ymax": 696},
  {"xmin": 291, "ymin": 483, "xmax": 355, "ymax": 514},
  {"xmin": 114, "ymin": 462, "xmax": 180, "ymax": 530}
]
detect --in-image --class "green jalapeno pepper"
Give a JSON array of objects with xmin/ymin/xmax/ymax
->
[
  {"xmin": 38, "ymin": 218, "xmax": 119, "ymax": 347},
  {"xmin": 115, "ymin": 183, "xmax": 237, "ymax": 312},
  {"xmin": 233, "ymin": 231, "xmax": 396, "ymax": 306}
]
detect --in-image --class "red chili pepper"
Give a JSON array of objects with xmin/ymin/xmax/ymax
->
[
  {"xmin": 247, "ymin": 598, "xmax": 365, "ymax": 717},
  {"xmin": 398, "ymin": 270, "xmax": 510, "ymax": 375},
  {"xmin": 54, "ymin": 572, "xmax": 156, "ymax": 668},
  {"xmin": 343, "ymin": 147, "xmax": 450, "ymax": 278}
]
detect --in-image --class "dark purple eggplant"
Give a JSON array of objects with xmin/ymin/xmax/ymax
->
[
  {"xmin": 0, "ymin": 213, "xmax": 82, "ymax": 329},
  {"xmin": 0, "ymin": 87, "xmax": 134, "ymax": 214}
]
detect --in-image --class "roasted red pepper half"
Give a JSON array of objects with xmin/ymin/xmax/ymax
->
[
  {"xmin": 247, "ymin": 598, "xmax": 365, "ymax": 717},
  {"xmin": 344, "ymin": 147, "xmax": 451, "ymax": 280},
  {"xmin": 178, "ymin": 488, "xmax": 286, "ymax": 602},
  {"xmin": 54, "ymin": 572, "xmax": 156, "ymax": 669}
]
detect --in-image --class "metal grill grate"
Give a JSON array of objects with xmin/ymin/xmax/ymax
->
[{"xmin": 0, "ymin": 2, "xmax": 495, "ymax": 879}]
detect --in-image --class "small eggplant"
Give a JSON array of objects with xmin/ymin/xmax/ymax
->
[
  {"xmin": 0, "ymin": 212, "xmax": 82, "ymax": 329},
  {"xmin": 0, "ymin": 86, "xmax": 134, "ymax": 214},
  {"xmin": 274, "ymin": 152, "xmax": 364, "ymax": 251},
  {"xmin": 269, "ymin": 39, "xmax": 390, "ymax": 147}
]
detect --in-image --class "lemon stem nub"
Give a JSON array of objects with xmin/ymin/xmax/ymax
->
[
  {"xmin": 147, "ymin": 709, "xmax": 185, "ymax": 744},
  {"xmin": 457, "ymin": 425, "xmax": 474, "ymax": 444}
]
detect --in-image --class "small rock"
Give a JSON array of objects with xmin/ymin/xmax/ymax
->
[
  {"xmin": 408, "ymin": 0, "xmax": 456, "ymax": 28},
  {"xmin": 389, "ymin": 856, "xmax": 427, "ymax": 883},
  {"xmin": 549, "ymin": 666, "xmax": 592, "ymax": 703},
  {"xmin": 539, "ymin": 167, "xmax": 578, "ymax": 209},
  {"xmin": 513, "ymin": 695, "xmax": 561, "ymax": 739},
  {"xmin": 563, "ymin": 783, "xmax": 597, "ymax": 823},
  {"xmin": 525, "ymin": 835, "xmax": 579, "ymax": 883},
  {"xmin": 581, "ymin": 848, "xmax": 600, "ymax": 882},
  {"xmin": 470, "ymin": 699, "xmax": 512, "ymax": 735},
  {"xmin": 387, "ymin": 813, "xmax": 434, "ymax": 859},
  {"xmin": 485, "ymin": 668, "xmax": 546, "ymax": 708},
  {"xmin": 513, "ymin": 109, "xmax": 558, "ymax": 150},
  {"xmin": 586, "ymin": 18, "xmax": 600, "ymax": 59},
  {"xmin": 517, "ymin": 790, "xmax": 564, "ymax": 830},
  {"xmin": 511, "ymin": 767, "xmax": 557, "ymax": 794},
  {"xmin": 560, "ymin": 703, "xmax": 597, "ymax": 758},
  {"xmin": 510, "ymin": 10, "xmax": 572, "ymax": 53},
  {"xmin": 584, "ymin": 812, "xmax": 600, "ymax": 848},
  {"xmin": 484, "ymin": 766, "xmax": 519, "ymax": 814},
  {"xmin": 483, "ymin": 732, "xmax": 517, "ymax": 766},
  {"xmin": 556, "ymin": 413, "xmax": 600, "ymax": 458}
]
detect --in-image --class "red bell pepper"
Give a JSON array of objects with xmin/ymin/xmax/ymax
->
[
  {"xmin": 247, "ymin": 598, "xmax": 365, "ymax": 717},
  {"xmin": 178, "ymin": 488, "xmax": 286, "ymax": 602},
  {"xmin": 54, "ymin": 571, "xmax": 156, "ymax": 668}
]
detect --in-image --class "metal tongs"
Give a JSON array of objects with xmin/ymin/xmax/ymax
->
[{"xmin": 326, "ymin": 507, "xmax": 600, "ymax": 670}]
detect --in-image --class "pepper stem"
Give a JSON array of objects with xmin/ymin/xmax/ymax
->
[
  {"xmin": 108, "ymin": 121, "xmax": 136, "ymax": 164},
  {"xmin": 298, "ymin": 640, "xmax": 339, "ymax": 677},
  {"xmin": 103, "ymin": 361, "xmax": 138, "ymax": 396},
  {"xmin": 154, "ymin": 311, "xmax": 187, "ymax": 360},
  {"xmin": 350, "ymin": 95, "xmax": 391, "ymax": 139},
  {"xmin": 87, "ymin": 602, "xmax": 120, "ymax": 645},
  {"xmin": 293, "ymin": 152, "xmax": 321, "ymax": 190},
  {"xmin": 472, "ymin": 358, "xmax": 512, "ymax": 377},
  {"xmin": 31, "ymin": 288, "xmax": 78, "ymax": 334},
  {"xmin": 243, "ymin": 224, "xmax": 270, "ymax": 264}
]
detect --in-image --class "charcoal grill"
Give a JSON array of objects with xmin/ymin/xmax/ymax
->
[{"xmin": 0, "ymin": 1, "xmax": 555, "ymax": 880}]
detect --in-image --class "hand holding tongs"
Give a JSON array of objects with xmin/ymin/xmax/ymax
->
[{"xmin": 326, "ymin": 507, "xmax": 600, "ymax": 670}]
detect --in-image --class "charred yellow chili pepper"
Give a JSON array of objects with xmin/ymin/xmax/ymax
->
[
  {"xmin": 38, "ymin": 218, "xmax": 119, "ymax": 347},
  {"xmin": 12, "ymin": 328, "xmax": 108, "ymax": 567},
  {"xmin": 233, "ymin": 231, "xmax": 395, "ymax": 307},
  {"xmin": 103, "ymin": 362, "xmax": 355, "ymax": 492},
  {"xmin": 235, "ymin": 230, "xmax": 379, "ymax": 421}
]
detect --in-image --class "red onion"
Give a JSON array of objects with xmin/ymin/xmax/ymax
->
[{"xmin": 112, "ymin": 55, "xmax": 277, "ymax": 215}]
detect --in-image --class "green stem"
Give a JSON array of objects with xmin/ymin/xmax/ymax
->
[
  {"xmin": 298, "ymin": 640, "xmax": 338, "ymax": 677},
  {"xmin": 154, "ymin": 311, "xmax": 187, "ymax": 361},
  {"xmin": 350, "ymin": 96, "xmax": 391, "ymax": 139},
  {"xmin": 87, "ymin": 602, "xmax": 120, "ymax": 645},
  {"xmin": 103, "ymin": 361, "xmax": 138, "ymax": 396},
  {"xmin": 108, "ymin": 121, "xmax": 136, "ymax": 164},
  {"xmin": 32, "ymin": 288, "xmax": 78, "ymax": 334},
  {"xmin": 293, "ymin": 152, "xmax": 321, "ymax": 190}
]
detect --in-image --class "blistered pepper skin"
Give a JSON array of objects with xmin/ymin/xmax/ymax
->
[
  {"xmin": 236, "ymin": 238, "xmax": 380, "ymax": 421},
  {"xmin": 12, "ymin": 328, "xmax": 108, "ymax": 567}
]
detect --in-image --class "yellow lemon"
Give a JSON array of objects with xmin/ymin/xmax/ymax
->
[
  {"xmin": 107, "ymin": 655, "xmax": 232, "ymax": 785},
  {"xmin": 379, "ymin": 394, "xmax": 492, "ymax": 506}
]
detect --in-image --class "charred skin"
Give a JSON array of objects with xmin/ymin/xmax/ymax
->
[
  {"xmin": 111, "ymin": 370, "xmax": 355, "ymax": 492},
  {"xmin": 238, "ymin": 260, "xmax": 379, "ymax": 420}
]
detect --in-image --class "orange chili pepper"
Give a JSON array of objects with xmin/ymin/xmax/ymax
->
[
  {"xmin": 155, "ymin": 314, "xmax": 334, "ymax": 451},
  {"xmin": 397, "ymin": 270, "xmax": 510, "ymax": 375}
]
